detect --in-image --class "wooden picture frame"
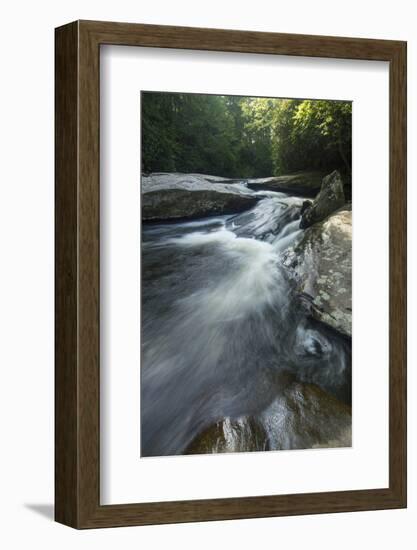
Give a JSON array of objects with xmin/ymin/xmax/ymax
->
[{"xmin": 55, "ymin": 20, "xmax": 407, "ymax": 529}]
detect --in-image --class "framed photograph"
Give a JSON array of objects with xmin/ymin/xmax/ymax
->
[{"xmin": 55, "ymin": 20, "xmax": 406, "ymax": 528}]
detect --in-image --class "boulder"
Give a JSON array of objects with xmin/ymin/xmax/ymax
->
[
  {"xmin": 300, "ymin": 170, "xmax": 345, "ymax": 229},
  {"xmin": 142, "ymin": 173, "xmax": 258, "ymax": 221},
  {"xmin": 185, "ymin": 416, "xmax": 268, "ymax": 454},
  {"xmin": 144, "ymin": 172, "xmax": 235, "ymax": 183},
  {"xmin": 247, "ymin": 171, "xmax": 325, "ymax": 197},
  {"xmin": 282, "ymin": 207, "xmax": 352, "ymax": 337},
  {"xmin": 260, "ymin": 382, "xmax": 351, "ymax": 450},
  {"xmin": 186, "ymin": 383, "xmax": 351, "ymax": 454}
]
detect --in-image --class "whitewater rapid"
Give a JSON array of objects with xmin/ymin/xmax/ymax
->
[{"xmin": 141, "ymin": 191, "xmax": 351, "ymax": 456}]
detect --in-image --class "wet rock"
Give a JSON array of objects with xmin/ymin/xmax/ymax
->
[
  {"xmin": 300, "ymin": 200, "xmax": 313, "ymax": 216},
  {"xmin": 260, "ymin": 382, "xmax": 351, "ymax": 450},
  {"xmin": 247, "ymin": 171, "xmax": 325, "ymax": 197},
  {"xmin": 185, "ymin": 416, "xmax": 268, "ymax": 455},
  {"xmin": 282, "ymin": 207, "xmax": 352, "ymax": 337},
  {"xmin": 142, "ymin": 173, "xmax": 258, "ymax": 221},
  {"xmin": 300, "ymin": 170, "xmax": 345, "ymax": 229}
]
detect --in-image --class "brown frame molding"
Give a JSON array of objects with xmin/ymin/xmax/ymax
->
[{"xmin": 55, "ymin": 20, "xmax": 407, "ymax": 528}]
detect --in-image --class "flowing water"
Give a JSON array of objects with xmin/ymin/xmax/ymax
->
[{"xmin": 141, "ymin": 190, "xmax": 351, "ymax": 457}]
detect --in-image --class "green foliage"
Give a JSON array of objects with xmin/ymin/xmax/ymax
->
[
  {"xmin": 141, "ymin": 92, "xmax": 352, "ymax": 178},
  {"xmin": 142, "ymin": 93, "xmax": 239, "ymax": 176},
  {"xmin": 290, "ymin": 99, "xmax": 352, "ymax": 174}
]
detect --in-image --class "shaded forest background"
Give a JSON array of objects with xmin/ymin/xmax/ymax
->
[{"xmin": 141, "ymin": 92, "xmax": 352, "ymax": 178}]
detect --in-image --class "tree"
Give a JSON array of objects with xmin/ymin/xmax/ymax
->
[
  {"xmin": 292, "ymin": 100, "xmax": 352, "ymax": 174},
  {"xmin": 141, "ymin": 92, "xmax": 352, "ymax": 178}
]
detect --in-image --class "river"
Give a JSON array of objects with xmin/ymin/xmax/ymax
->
[{"xmin": 141, "ymin": 189, "xmax": 351, "ymax": 457}]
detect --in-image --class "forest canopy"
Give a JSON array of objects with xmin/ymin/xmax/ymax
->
[{"xmin": 141, "ymin": 92, "xmax": 352, "ymax": 179}]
